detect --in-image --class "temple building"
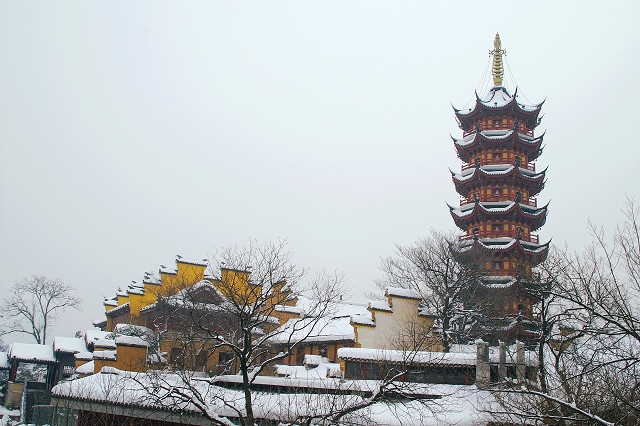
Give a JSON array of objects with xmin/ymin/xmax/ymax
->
[{"xmin": 449, "ymin": 34, "xmax": 550, "ymax": 344}]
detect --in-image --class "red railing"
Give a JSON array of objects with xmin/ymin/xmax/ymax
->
[
  {"xmin": 461, "ymin": 160, "xmax": 535, "ymax": 172},
  {"xmin": 459, "ymin": 195, "xmax": 537, "ymax": 207},
  {"xmin": 458, "ymin": 231, "xmax": 539, "ymax": 244}
]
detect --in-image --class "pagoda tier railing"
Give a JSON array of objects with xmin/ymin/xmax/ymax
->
[
  {"xmin": 462, "ymin": 127, "xmax": 535, "ymax": 138},
  {"xmin": 460, "ymin": 195, "xmax": 537, "ymax": 207},
  {"xmin": 461, "ymin": 160, "xmax": 535, "ymax": 172},
  {"xmin": 458, "ymin": 231, "xmax": 540, "ymax": 244}
]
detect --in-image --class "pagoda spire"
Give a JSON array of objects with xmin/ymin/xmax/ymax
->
[{"xmin": 490, "ymin": 33, "xmax": 506, "ymax": 87}]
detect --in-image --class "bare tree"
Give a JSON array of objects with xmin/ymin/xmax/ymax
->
[
  {"xmin": 491, "ymin": 197, "xmax": 640, "ymax": 426},
  {"xmin": 138, "ymin": 240, "xmax": 349, "ymax": 426},
  {"xmin": 1, "ymin": 275, "xmax": 82, "ymax": 344},
  {"xmin": 377, "ymin": 230, "xmax": 486, "ymax": 352}
]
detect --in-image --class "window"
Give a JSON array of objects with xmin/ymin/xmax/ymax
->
[
  {"xmin": 494, "ymin": 119, "xmax": 500, "ymax": 128},
  {"xmin": 493, "ymin": 262, "xmax": 502, "ymax": 270},
  {"xmin": 217, "ymin": 351, "xmax": 234, "ymax": 375},
  {"xmin": 493, "ymin": 188, "xmax": 501, "ymax": 196},
  {"xmin": 518, "ymin": 303, "xmax": 526, "ymax": 313},
  {"xmin": 217, "ymin": 352, "xmax": 233, "ymax": 367},
  {"xmin": 493, "ymin": 152, "xmax": 501, "ymax": 160},
  {"xmin": 493, "ymin": 224, "xmax": 503, "ymax": 231}
]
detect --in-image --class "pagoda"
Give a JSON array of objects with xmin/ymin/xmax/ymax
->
[{"xmin": 449, "ymin": 34, "xmax": 549, "ymax": 345}]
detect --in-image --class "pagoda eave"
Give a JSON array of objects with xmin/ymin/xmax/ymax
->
[
  {"xmin": 454, "ymin": 238, "xmax": 550, "ymax": 265},
  {"xmin": 450, "ymin": 202, "xmax": 548, "ymax": 231},
  {"xmin": 452, "ymin": 168, "xmax": 546, "ymax": 197},
  {"xmin": 454, "ymin": 131, "xmax": 545, "ymax": 163}
]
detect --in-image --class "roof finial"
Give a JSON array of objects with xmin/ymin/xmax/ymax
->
[{"xmin": 490, "ymin": 33, "xmax": 506, "ymax": 87}]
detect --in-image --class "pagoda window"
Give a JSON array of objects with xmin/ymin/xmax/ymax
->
[
  {"xmin": 493, "ymin": 224, "xmax": 503, "ymax": 231},
  {"xmin": 493, "ymin": 262, "xmax": 502, "ymax": 270},
  {"xmin": 493, "ymin": 152, "xmax": 501, "ymax": 160},
  {"xmin": 494, "ymin": 120, "xmax": 500, "ymax": 128},
  {"xmin": 493, "ymin": 188, "xmax": 501, "ymax": 196},
  {"xmin": 518, "ymin": 303, "xmax": 526, "ymax": 313}
]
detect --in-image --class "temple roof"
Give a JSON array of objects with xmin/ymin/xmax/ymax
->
[
  {"xmin": 451, "ymin": 164, "xmax": 546, "ymax": 197},
  {"xmin": 449, "ymin": 200, "xmax": 548, "ymax": 231},
  {"xmin": 454, "ymin": 87, "xmax": 543, "ymax": 131},
  {"xmin": 454, "ymin": 237, "xmax": 550, "ymax": 265},
  {"xmin": 452, "ymin": 129, "xmax": 544, "ymax": 162}
]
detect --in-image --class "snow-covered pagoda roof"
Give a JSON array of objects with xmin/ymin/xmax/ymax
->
[
  {"xmin": 449, "ymin": 200, "xmax": 548, "ymax": 231},
  {"xmin": 454, "ymin": 86, "xmax": 543, "ymax": 131},
  {"xmin": 452, "ymin": 129, "xmax": 544, "ymax": 162},
  {"xmin": 451, "ymin": 164, "xmax": 546, "ymax": 197},
  {"xmin": 454, "ymin": 237, "xmax": 550, "ymax": 266}
]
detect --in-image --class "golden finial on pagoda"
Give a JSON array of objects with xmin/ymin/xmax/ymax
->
[{"xmin": 490, "ymin": 33, "xmax": 506, "ymax": 87}]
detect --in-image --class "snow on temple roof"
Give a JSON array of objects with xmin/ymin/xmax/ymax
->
[
  {"xmin": 159, "ymin": 265, "xmax": 177, "ymax": 274},
  {"xmin": 93, "ymin": 338, "xmax": 116, "ymax": 350},
  {"xmin": 175, "ymin": 256, "xmax": 208, "ymax": 267},
  {"xmin": 113, "ymin": 323, "xmax": 153, "ymax": 338},
  {"xmin": 52, "ymin": 367, "xmax": 501, "ymax": 425},
  {"xmin": 127, "ymin": 287, "xmax": 144, "ymax": 295},
  {"xmin": 350, "ymin": 314, "xmax": 375, "ymax": 327},
  {"xmin": 74, "ymin": 351, "xmax": 94, "ymax": 361},
  {"xmin": 368, "ymin": 300, "xmax": 392, "ymax": 312},
  {"xmin": 93, "ymin": 350, "xmax": 116, "ymax": 361},
  {"xmin": 338, "ymin": 347, "xmax": 476, "ymax": 366},
  {"xmin": 103, "ymin": 297, "xmax": 118, "ymax": 307},
  {"xmin": 75, "ymin": 360, "xmax": 94, "ymax": 375},
  {"xmin": 275, "ymin": 357, "xmax": 342, "ymax": 379},
  {"xmin": 267, "ymin": 316, "xmax": 356, "ymax": 345},
  {"xmin": 105, "ymin": 302, "xmax": 130, "ymax": 316},
  {"xmin": 143, "ymin": 273, "xmax": 161, "ymax": 285},
  {"xmin": 115, "ymin": 335, "xmax": 149, "ymax": 348},
  {"xmin": 53, "ymin": 336, "xmax": 88, "ymax": 354},
  {"xmin": 85, "ymin": 330, "xmax": 110, "ymax": 345},
  {"xmin": 9, "ymin": 343, "xmax": 56, "ymax": 363},
  {"xmin": 386, "ymin": 287, "xmax": 421, "ymax": 300}
]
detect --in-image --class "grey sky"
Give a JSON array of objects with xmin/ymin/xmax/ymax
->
[{"xmin": 1, "ymin": 2, "xmax": 639, "ymax": 341}]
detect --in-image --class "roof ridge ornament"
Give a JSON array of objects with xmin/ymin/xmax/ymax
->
[{"xmin": 490, "ymin": 33, "xmax": 506, "ymax": 87}]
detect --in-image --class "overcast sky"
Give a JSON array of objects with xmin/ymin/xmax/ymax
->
[{"xmin": 1, "ymin": 2, "xmax": 639, "ymax": 342}]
